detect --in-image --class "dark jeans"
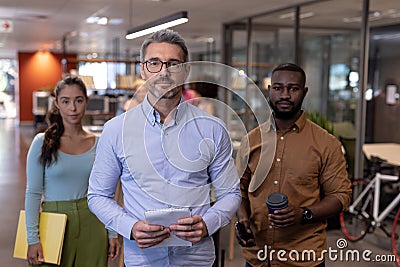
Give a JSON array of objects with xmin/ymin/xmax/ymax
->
[{"xmin": 245, "ymin": 261, "xmax": 325, "ymax": 267}]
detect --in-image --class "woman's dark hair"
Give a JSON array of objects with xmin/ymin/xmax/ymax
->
[{"xmin": 40, "ymin": 75, "xmax": 87, "ymax": 166}]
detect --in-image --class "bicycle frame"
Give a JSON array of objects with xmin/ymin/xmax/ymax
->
[{"xmin": 349, "ymin": 172, "xmax": 400, "ymax": 226}]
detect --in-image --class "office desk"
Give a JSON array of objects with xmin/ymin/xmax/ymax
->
[
  {"xmin": 363, "ymin": 143, "xmax": 400, "ymax": 166},
  {"xmin": 83, "ymin": 112, "xmax": 114, "ymax": 126}
]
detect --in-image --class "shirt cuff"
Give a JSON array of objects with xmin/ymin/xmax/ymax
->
[
  {"xmin": 202, "ymin": 212, "xmax": 218, "ymax": 236},
  {"xmin": 119, "ymin": 214, "xmax": 138, "ymax": 240},
  {"xmin": 27, "ymin": 236, "xmax": 40, "ymax": 245},
  {"xmin": 107, "ymin": 229, "xmax": 118, "ymax": 239}
]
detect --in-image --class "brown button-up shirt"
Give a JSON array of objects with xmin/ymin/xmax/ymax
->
[{"xmin": 236, "ymin": 112, "xmax": 352, "ymax": 267}]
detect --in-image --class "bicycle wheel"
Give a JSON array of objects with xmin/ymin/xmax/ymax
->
[
  {"xmin": 340, "ymin": 179, "xmax": 372, "ymax": 241},
  {"xmin": 392, "ymin": 208, "xmax": 400, "ymax": 267}
]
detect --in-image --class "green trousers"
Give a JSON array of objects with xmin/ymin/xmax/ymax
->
[{"xmin": 31, "ymin": 197, "xmax": 108, "ymax": 267}]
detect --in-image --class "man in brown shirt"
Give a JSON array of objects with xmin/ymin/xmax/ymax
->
[{"xmin": 235, "ymin": 63, "xmax": 352, "ymax": 267}]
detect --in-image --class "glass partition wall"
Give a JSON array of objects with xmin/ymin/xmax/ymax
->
[{"xmin": 223, "ymin": 0, "xmax": 400, "ymax": 178}]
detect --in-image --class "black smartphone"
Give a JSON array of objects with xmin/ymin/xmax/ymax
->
[{"xmin": 235, "ymin": 221, "xmax": 254, "ymax": 241}]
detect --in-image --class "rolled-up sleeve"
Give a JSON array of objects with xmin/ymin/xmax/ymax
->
[{"xmin": 320, "ymin": 139, "xmax": 352, "ymax": 211}]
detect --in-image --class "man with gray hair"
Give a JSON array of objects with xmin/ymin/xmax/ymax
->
[{"xmin": 88, "ymin": 29, "xmax": 241, "ymax": 266}]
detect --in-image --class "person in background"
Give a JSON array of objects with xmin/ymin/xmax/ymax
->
[
  {"xmin": 191, "ymin": 87, "xmax": 215, "ymax": 115},
  {"xmin": 235, "ymin": 63, "xmax": 352, "ymax": 267},
  {"xmin": 88, "ymin": 29, "xmax": 241, "ymax": 266},
  {"xmin": 188, "ymin": 76, "xmax": 219, "ymax": 116},
  {"xmin": 25, "ymin": 75, "xmax": 120, "ymax": 266},
  {"xmin": 115, "ymin": 78, "xmax": 146, "ymax": 116},
  {"xmin": 123, "ymin": 79, "xmax": 146, "ymax": 111}
]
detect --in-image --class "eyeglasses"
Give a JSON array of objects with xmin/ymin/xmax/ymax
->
[{"xmin": 142, "ymin": 59, "xmax": 183, "ymax": 73}]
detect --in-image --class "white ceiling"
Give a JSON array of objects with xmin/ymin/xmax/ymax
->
[{"xmin": 0, "ymin": 0, "xmax": 399, "ymax": 59}]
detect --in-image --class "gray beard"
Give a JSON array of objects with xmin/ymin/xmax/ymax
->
[{"xmin": 149, "ymin": 86, "xmax": 180, "ymax": 99}]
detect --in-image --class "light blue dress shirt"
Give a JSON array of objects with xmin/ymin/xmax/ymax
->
[{"xmin": 88, "ymin": 96, "xmax": 241, "ymax": 266}]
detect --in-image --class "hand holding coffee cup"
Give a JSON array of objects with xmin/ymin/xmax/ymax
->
[
  {"xmin": 266, "ymin": 192, "xmax": 288, "ymax": 214},
  {"xmin": 267, "ymin": 193, "xmax": 296, "ymax": 228}
]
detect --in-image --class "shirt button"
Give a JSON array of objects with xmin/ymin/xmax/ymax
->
[
  {"xmin": 280, "ymin": 136, "xmax": 284, "ymax": 140},
  {"xmin": 276, "ymin": 158, "xmax": 281, "ymax": 162},
  {"xmin": 274, "ymin": 180, "xmax": 278, "ymax": 185}
]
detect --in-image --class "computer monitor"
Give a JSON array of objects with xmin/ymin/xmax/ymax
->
[
  {"xmin": 86, "ymin": 95, "xmax": 109, "ymax": 114},
  {"xmin": 32, "ymin": 91, "xmax": 52, "ymax": 116}
]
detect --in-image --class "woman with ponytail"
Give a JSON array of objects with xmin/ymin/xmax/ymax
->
[{"xmin": 24, "ymin": 75, "xmax": 120, "ymax": 266}]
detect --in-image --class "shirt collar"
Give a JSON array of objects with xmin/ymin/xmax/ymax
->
[
  {"xmin": 272, "ymin": 110, "xmax": 307, "ymax": 134},
  {"xmin": 288, "ymin": 110, "xmax": 307, "ymax": 133},
  {"xmin": 141, "ymin": 94, "xmax": 186, "ymax": 126},
  {"xmin": 293, "ymin": 111, "xmax": 307, "ymax": 132}
]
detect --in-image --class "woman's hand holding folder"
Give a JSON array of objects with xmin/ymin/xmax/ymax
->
[{"xmin": 27, "ymin": 243, "xmax": 44, "ymax": 265}]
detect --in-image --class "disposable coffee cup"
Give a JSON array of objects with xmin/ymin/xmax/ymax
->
[{"xmin": 266, "ymin": 192, "xmax": 288, "ymax": 214}]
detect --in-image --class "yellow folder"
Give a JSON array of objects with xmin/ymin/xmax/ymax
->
[{"xmin": 13, "ymin": 210, "xmax": 67, "ymax": 265}]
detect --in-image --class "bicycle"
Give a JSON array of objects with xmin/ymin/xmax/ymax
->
[{"xmin": 340, "ymin": 156, "xmax": 400, "ymax": 266}]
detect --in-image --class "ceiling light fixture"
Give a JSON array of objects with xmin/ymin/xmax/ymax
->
[
  {"xmin": 86, "ymin": 16, "xmax": 110, "ymax": 25},
  {"xmin": 342, "ymin": 10, "xmax": 400, "ymax": 23},
  {"xmin": 97, "ymin": 17, "xmax": 109, "ymax": 25},
  {"xmin": 86, "ymin": 16, "xmax": 99, "ymax": 24},
  {"xmin": 279, "ymin": 12, "xmax": 315, "ymax": 20},
  {"xmin": 125, "ymin": 11, "xmax": 188, "ymax": 40}
]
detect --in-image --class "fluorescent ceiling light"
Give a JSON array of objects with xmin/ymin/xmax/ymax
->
[
  {"xmin": 372, "ymin": 33, "xmax": 400, "ymax": 40},
  {"xmin": 86, "ymin": 16, "xmax": 100, "ymax": 24},
  {"xmin": 109, "ymin": 18, "xmax": 124, "ymax": 25},
  {"xmin": 279, "ymin": 12, "xmax": 314, "ymax": 20},
  {"xmin": 97, "ymin": 17, "xmax": 109, "ymax": 25},
  {"xmin": 86, "ymin": 16, "xmax": 117, "ymax": 25},
  {"xmin": 343, "ymin": 9, "xmax": 400, "ymax": 23},
  {"xmin": 126, "ymin": 11, "xmax": 188, "ymax": 40}
]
